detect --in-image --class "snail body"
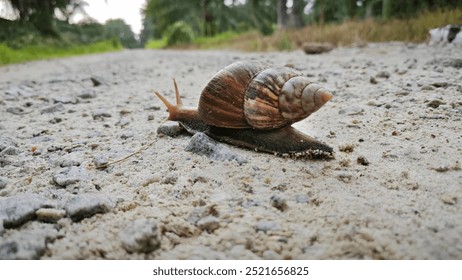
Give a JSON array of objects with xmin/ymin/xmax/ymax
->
[{"xmin": 155, "ymin": 61, "xmax": 334, "ymax": 159}]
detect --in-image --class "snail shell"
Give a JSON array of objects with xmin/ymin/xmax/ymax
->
[
  {"xmin": 199, "ymin": 61, "xmax": 333, "ymax": 129},
  {"xmin": 154, "ymin": 61, "xmax": 334, "ymax": 159}
]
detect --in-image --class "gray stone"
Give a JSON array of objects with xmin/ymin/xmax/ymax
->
[
  {"xmin": 119, "ymin": 218, "xmax": 160, "ymax": 254},
  {"xmin": 254, "ymin": 221, "xmax": 279, "ymax": 233},
  {"xmin": 429, "ymin": 58, "xmax": 462, "ymax": 69},
  {"xmin": 92, "ymin": 109, "xmax": 112, "ymax": 120},
  {"xmin": 54, "ymin": 153, "xmax": 83, "ymax": 167},
  {"xmin": 157, "ymin": 121, "xmax": 184, "ymax": 137},
  {"xmin": 120, "ymin": 131, "xmax": 134, "ymax": 139},
  {"xmin": 185, "ymin": 132, "xmax": 247, "ymax": 164},
  {"xmin": 77, "ymin": 89, "xmax": 97, "ymax": 99},
  {"xmin": 40, "ymin": 104, "xmax": 65, "ymax": 114},
  {"xmin": 295, "ymin": 194, "xmax": 310, "ymax": 204},
  {"xmin": 3, "ymin": 85, "xmax": 35, "ymax": 100},
  {"xmin": 90, "ymin": 76, "xmax": 107, "ymax": 87},
  {"xmin": 0, "ymin": 176, "xmax": 8, "ymax": 189},
  {"xmin": 92, "ymin": 155, "xmax": 109, "ymax": 168},
  {"xmin": 52, "ymin": 96, "xmax": 78, "ymax": 104},
  {"xmin": 0, "ymin": 224, "xmax": 58, "ymax": 259},
  {"xmin": 0, "ymin": 146, "xmax": 21, "ymax": 156},
  {"xmin": 376, "ymin": 71, "xmax": 390, "ymax": 78},
  {"xmin": 427, "ymin": 99, "xmax": 445, "ymax": 108},
  {"xmin": 0, "ymin": 137, "xmax": 18, "ymax": 152},
  {"xmin": 0, "ymin": 194, "xmax": 54, "ymax": 228},
  {"xmin": 6, "ymin": 107, "xmax": 28, "ymax": 115},
  {"xmin": 357, "ymin": 156, "xmax": 370, "ymax": 166},
  {"xmin": 52, "ymin": 166, "xmax": 88, "ymax": 187},
  {"xmin": 270, "ymin": 195, "xmax": 288, "ymax": 211},
  {"xmin": 65, "ymin": 194, "xmax": 115, "ymax": 222}
]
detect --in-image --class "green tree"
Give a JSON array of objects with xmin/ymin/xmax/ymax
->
[
  {"xmin": 142, "ymin": 0, "xmax": 278, "ymax": 39},
  {"xmin": 104, "ymin": 19, "xmax": 138, "ymax": 48},
  {"xmin": 4, "ymin": 0, "xmax": 76, "ymax": 36}
]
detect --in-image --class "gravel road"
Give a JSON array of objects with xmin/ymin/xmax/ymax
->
[{"xmin": 0, "ymin": 43, "xmax": 461, "ymax": 259}]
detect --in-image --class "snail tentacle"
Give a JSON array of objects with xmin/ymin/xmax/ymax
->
[{"xmin": 154, "ymin": 79, "xmax": 200, "ymax": 123}]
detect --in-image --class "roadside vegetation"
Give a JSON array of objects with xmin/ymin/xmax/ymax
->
[{"xmin": 1, "ymin": 0, "xmax": 461, "ymax": 65}]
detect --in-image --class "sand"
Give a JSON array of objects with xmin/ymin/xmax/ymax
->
[{"xmin": 0, "ymin": 43, "xmax": 461, "ymax": 259}]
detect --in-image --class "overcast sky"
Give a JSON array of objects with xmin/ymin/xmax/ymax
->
[{"xmin": 75, "ymin": 0, "xmax": 146, "ymax": 35}]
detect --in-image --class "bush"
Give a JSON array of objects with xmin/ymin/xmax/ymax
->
[{"xmin": 165, "ymin": 21, "xmax": 195, "ymax": 46}]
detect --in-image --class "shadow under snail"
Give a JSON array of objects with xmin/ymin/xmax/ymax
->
[{"xmin": 154, "ymin": 61, "xmax": 334, "ymax": 159}]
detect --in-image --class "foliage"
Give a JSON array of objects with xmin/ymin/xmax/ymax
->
[
  {"xmin": 0, "ymin": 39, "xmax": 121, "ymax": 65},
  {"xmin": 104, "ymin": 19, "xmax": 139, "ymax": 48},
  {"xmin": 142, "ymin": 0, "xmax": 277, "ymax": 44},
  {"xmin": 221, "ymin": 8, "xmax": 462, "ymax": 51},
  {"xmin": 1, "ymin": 0, "xmax": 138, "ymax": 49},
  {"xmin": 146, "ymin": 30, "xmax": 242, "ymax": 50},
  {"xmin": 309, "ymin": 0, "xmax": 462, "ymax": 23},
  {"xmin": 4, "ymin": 0, "xmax": 79, "ymax": 36},
  {"xmin": 165, "ymin": 21, "xmax": 195, "ymax": 46}
]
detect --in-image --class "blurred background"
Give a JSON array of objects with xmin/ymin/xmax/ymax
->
[{"xmin": 1, "ymin": 0, "xmax": 461, "ymax": 64}]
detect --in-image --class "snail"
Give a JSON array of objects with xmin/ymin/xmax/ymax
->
[{"xmin": 154, "ymin": 61, "xmax": 334, "ymax": 159}]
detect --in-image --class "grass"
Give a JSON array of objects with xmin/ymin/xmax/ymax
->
[
  {"xmin": 2, "ymin": 8, "xmax": 459, "ymax": 65},
  {"xmin": 145, "ymin": 30, "xmax": 242, "ymax": 50},
  {"xmin": 227, "ymin": 8, "xmax": 462, "ymax": 51},
  {"xmin": 147, "ymin": 8, "xmax": 462, "ymax": 52},
  {"xmin": 0, "ymin": 39, "xmax": 122, "ymax": 65}
]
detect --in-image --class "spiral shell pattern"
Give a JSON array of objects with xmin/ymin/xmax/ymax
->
[{"xmin": 198, "ymin": 61, "xmax": 332, "ymax": 130}]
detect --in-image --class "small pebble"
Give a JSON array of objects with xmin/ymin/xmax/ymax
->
[
  {"xmin": 77, "ymin": 89, "xmax": 97, "ymax": 99},
  {"xmin": 92, "ymin": 110, "xmax": 112, "ymax": 120},
  {"xmin": 370, "ymin": 76, "xmax": 378, "ymax": 84},
  {"xmin": 0, "ymin": 146, "xmax": 21, "ymax": 156},
  {"xmin": 196, "ymin": 216, "xmax": 220, "ymax": 232},
  {"xmin": 427, "ymin": 99, "xmax": 445, "ymax": 108},
  {"xmin": 0, "ymin": 137, "xmax": 18, "ymax": 151},
  {"xmin": 157, "ymin": 121, "xmax": 184, "ymax": 137},
  {"xmin": 65, "ymin": 194, "xmax": 115, "ymax": 222},
  {"xmin": 52, "ymin": 96, "xmax": 78, "ymax": 104},
  {"xmin": 40, "ymin": 104, "xmax": 65, "ymax": 114},
  {"xmin": 357, "ymin": 156, "xmax": 370, "ymax": 166},
  {"xmin": 0, "ymin": 194, "xmax": 54, "ymax": 228},
  {"xmin": 119, "ymin": 218, "xmax": 160, "ymax": 254},
  {"xmin": 339, "ymin": 144, "xmax": 355, "ymax": 153},
  {"xmin": 270, "ymin": 195, "xmax": 288, "ymax": 212},
  {"xmin": 6, "ymin": 107, "xmax": 27, "ymax": 115},
  {"xmin": 431, "ymin": 81, "xmax": 449, "ymax": 88},
  {"xmin": 295, "ymin": 194, "xmax": 310, "ymax": 204},
  {"xmin": 440, "ymin": 195, "xmax": 457, "ymax": 205},
  {"xmin": 52, "ymin": 166, "xmax": 87, "ymax": 187},
  {"xmin": 431, "ymin": 163, "xmax": 446, "ymax": 172},
  {"xmin": 49, "ymin": 117, "xmax": 62, "ymax": 124},
  {"xmin": 421, "ymin": 85, "xmax": 434, "ymax": 91},
  {"xmin": 185, "ymin": 132, "xmax": 247, "ymax": 164},
  {"xmin": 93, "ymin": 155, "xmax": 109, "ymax": 168},
  {"xmin": 35, "ymin": 208, "xmax": 66, "ymax": 223},
  {"xmin": 0, "ymin": 176, "xmax": 8, "ymax": 189},
  {"xmin": 254, "ymin": 221, "xmax": 279, "ymax": 233},
  {"xmin": 90, "ymin": 76, "xmax": 107, "ymax": 87},
  {"xmin": 120, "ymin": 131, "xmax": 134, "ymax": 139},
  {"xmin": 376, "ymin": 71, "xmax": 390, "ymax": 78}
]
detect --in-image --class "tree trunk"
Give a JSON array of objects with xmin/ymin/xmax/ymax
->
[
  {"xmin": 382, "ymin": 0, "xmax": 392, "ymax": 19},
  {"xmin": 277, "ymin": 0, "xmax": 288, "ymax": 29},
  {"xmin": 291, "ymin": 0, "xmax": 305, "ymax": 28}
]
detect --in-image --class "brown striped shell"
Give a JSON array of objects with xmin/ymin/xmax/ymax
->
[{"xmin": 198, "ymin": 61, "xmax": 332, "ymax": 130}]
